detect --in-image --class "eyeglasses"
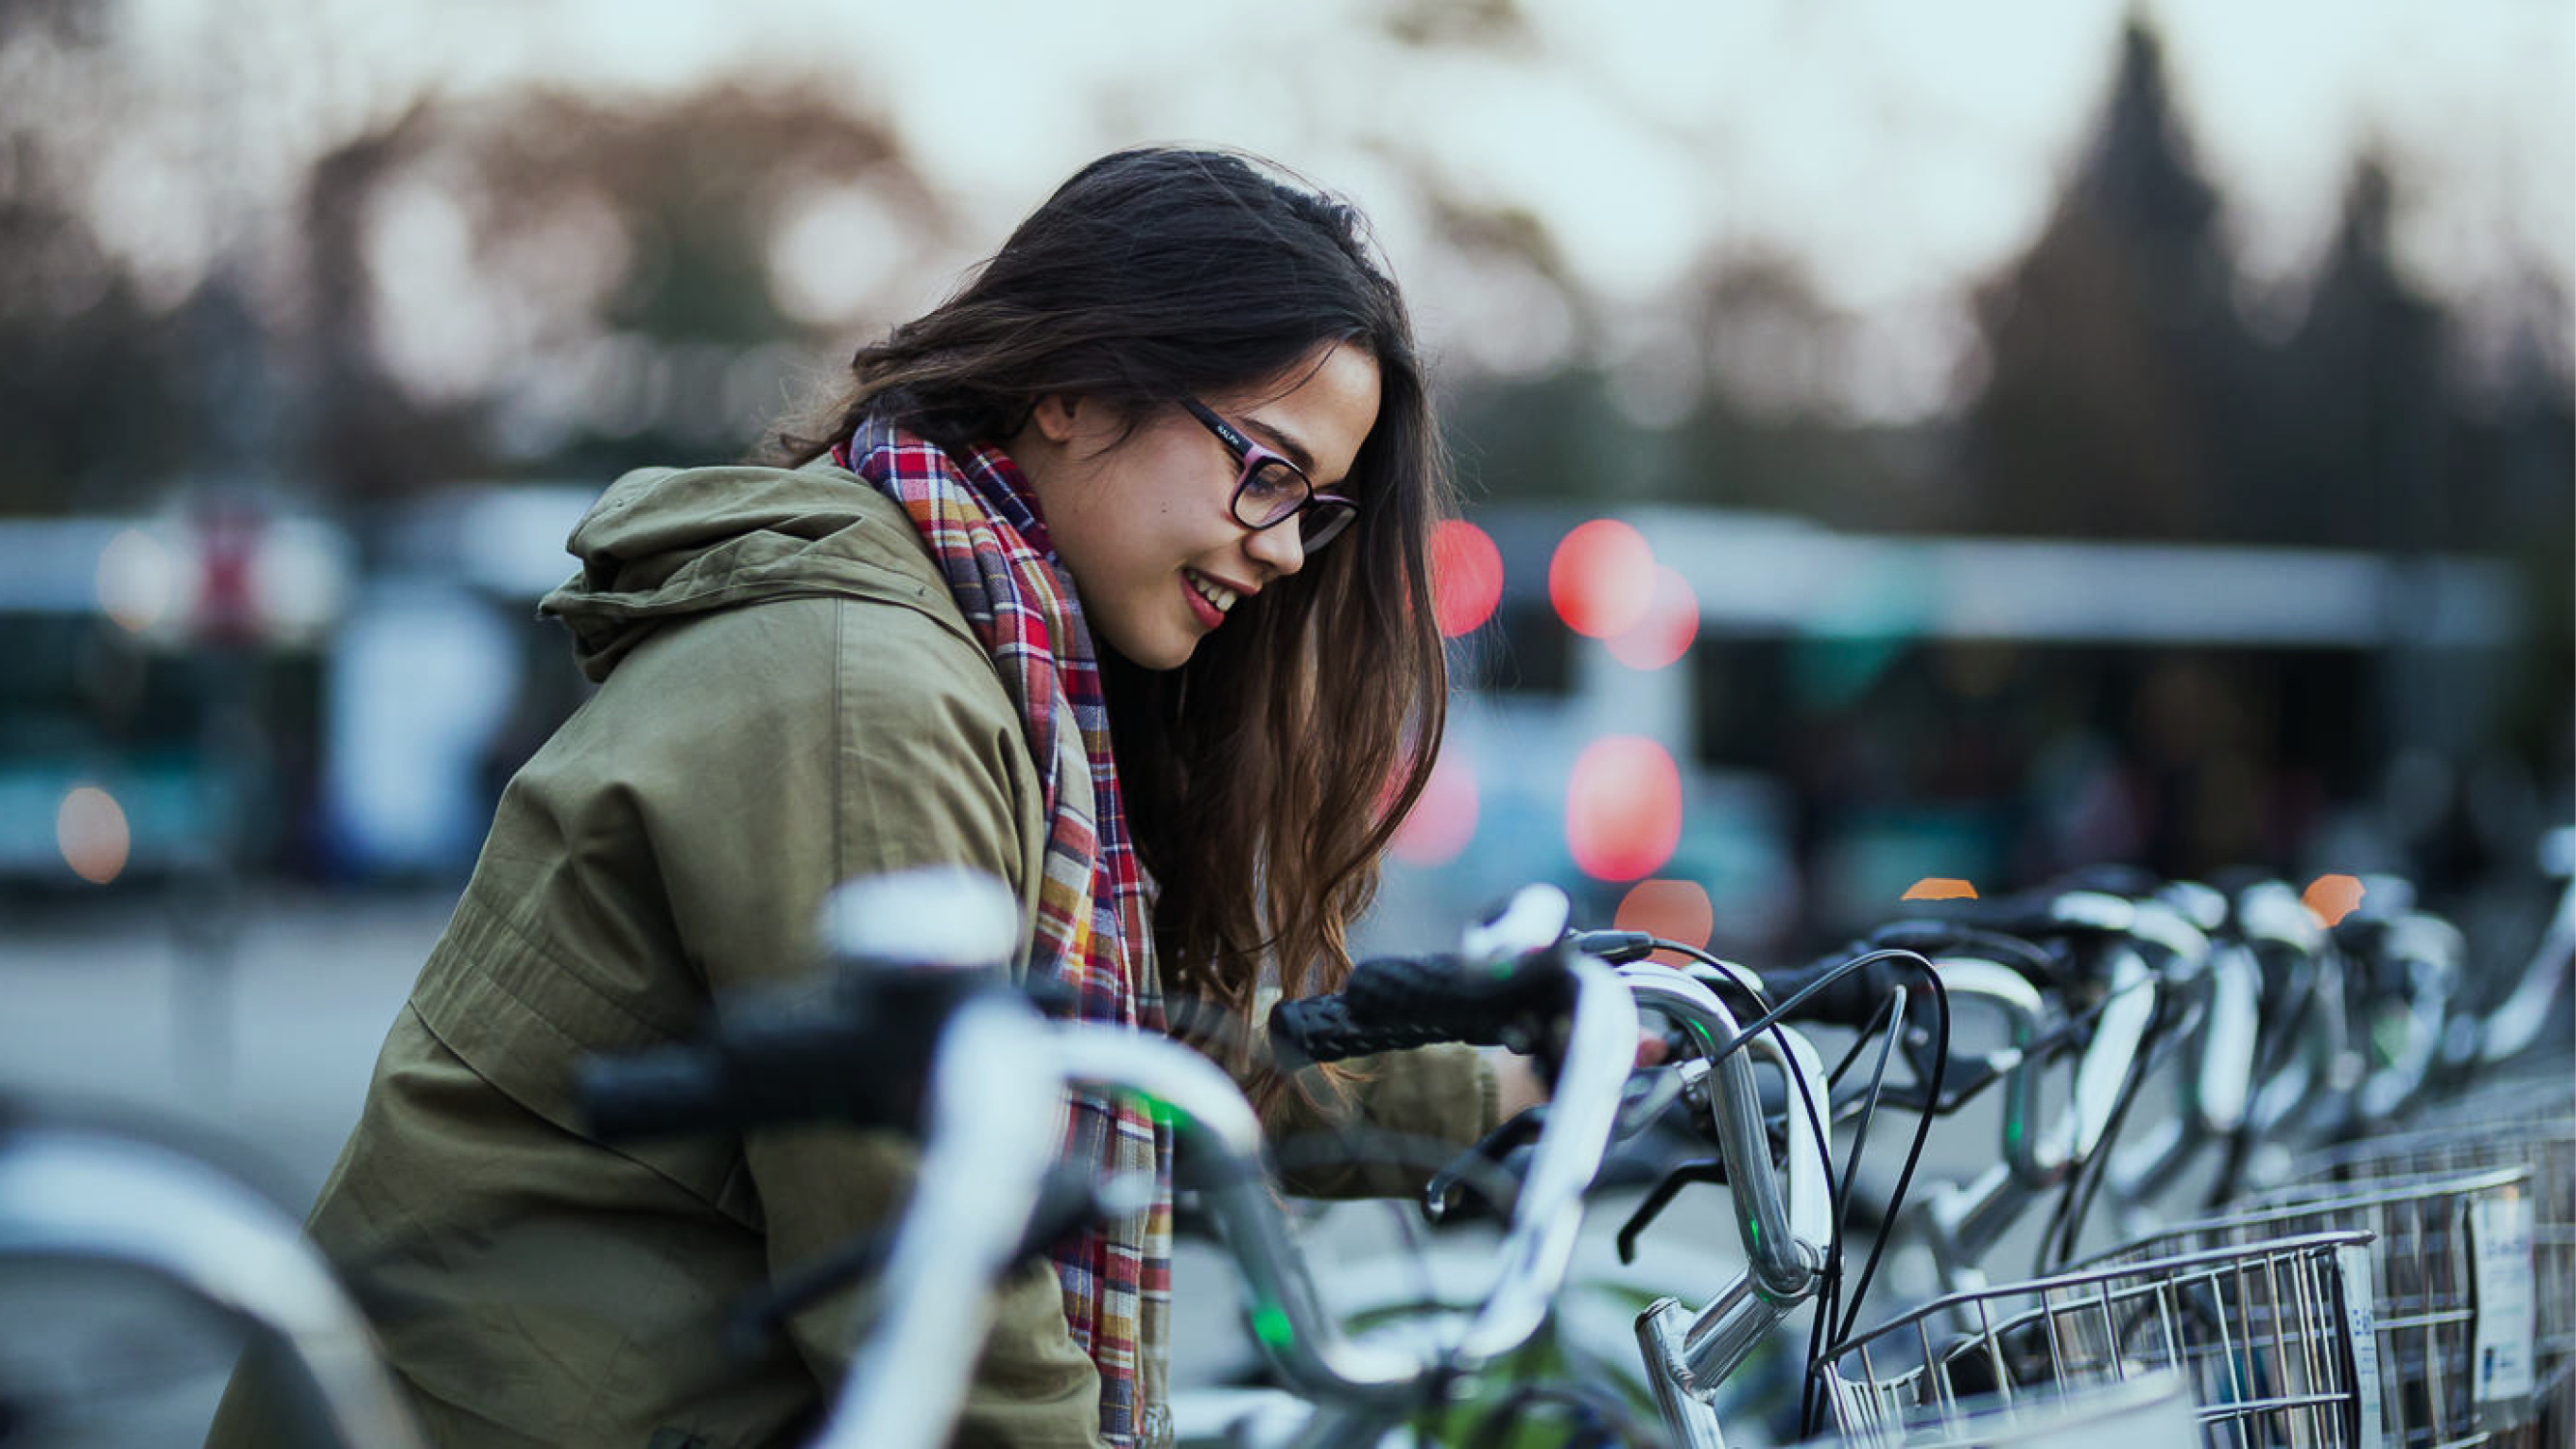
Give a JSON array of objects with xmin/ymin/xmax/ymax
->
[{"xmin": 1180, "ymin": 399, "xmax": 1358, "ymax": 553}]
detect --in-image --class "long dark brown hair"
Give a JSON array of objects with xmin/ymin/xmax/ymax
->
[{"xmin": 769, "ymin": 148, "xmax": 1454, "ymax": 1091}]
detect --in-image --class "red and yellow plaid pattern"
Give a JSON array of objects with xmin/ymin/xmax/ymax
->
[{"xmin": 839, "ymin": 421, "xmax": 1173, "ymax": 1445}]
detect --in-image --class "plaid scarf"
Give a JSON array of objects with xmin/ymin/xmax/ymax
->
[{"xmin": 837, "ymin": 419, "xmax": 1173, "ymax": 1446}]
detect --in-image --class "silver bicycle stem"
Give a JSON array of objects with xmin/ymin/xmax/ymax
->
[
  {"xmin": 2105, "ymin": 931, "xmax": 2259, "ymax": 1210},
  {"xmin": 1922, "ymin": 949, "xmax": 2157, "ymax": 1277},
  {"xmin": 1625, "ymin": 967, "xmax": 1834, "ymax": 1449},
  {"xmin": 2480, "ymin": 829, "xmax": 2573, "ymax": 1065},
  {"xmin": 1620, "ymin": 966, "xmax": 1828, "ymax": 1297},
  {"xmin": 2356, "ymin": 910, "xmax": 2464, "ymax": 1122},
  {"xmin": 2238, "ymin": 879, "xmax": 2357, "ymax": 1144}
]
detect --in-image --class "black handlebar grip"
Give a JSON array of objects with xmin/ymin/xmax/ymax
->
[
  {"xmin": 1270, "ymin": 950, "xmax": 1573, "ymax": 1065},
  {"xmin": 578, "ymin": 1011, "xmax": 923, "ymax": 1143},
  {"xmin": 1269, "ymin": 990, "xmax": 1465, "ymax": 1065},
  {"xmin": 578, "ymin": 1042, "xmax": 739, "ymax": 1143}
]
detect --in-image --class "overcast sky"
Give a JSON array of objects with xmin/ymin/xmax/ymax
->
[{"xmin": 94, "ymin": 0, "xmax": 2576, "ymax": 418}]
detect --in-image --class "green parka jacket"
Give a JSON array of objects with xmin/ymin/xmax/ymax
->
[{"xmin": 205, "ymin": 459, "xmax": 1497, "ymax": 1449}]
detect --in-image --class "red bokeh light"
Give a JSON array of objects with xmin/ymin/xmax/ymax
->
[
  {"xmin": 1548, "ymin": 520, "xmax": 1656, "ymax": 639},
  {"xmin": 1605, "ymin": 565, "xmax": 1699, "ymax": 670},
  {"xmin": 1615, "ymin": 878, "xmax": 1713, "ymax": 956},
  {"xmin": 1393, "ymin": 752, "xmax": 1479, "ymax": 867},
  {"xmin": 1430, "ymin": 520, "xmax": 1503, "ymax": 638},
  {"xmin": 1566, "ymin": 737, "xmax": 1682, "ymax": 881}
]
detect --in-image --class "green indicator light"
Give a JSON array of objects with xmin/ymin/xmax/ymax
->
[
  {"xmin": 2370, "ymin": 1015, "xmax": 2405, "ymax": 1066},
  {"xmin": 1746, "ymin": 1216, "xmax": 1762, "ymax": 1247},
  {"xmin": 1252, "ymin": 1303, "xmax": 1295, "ymax": 1350}
]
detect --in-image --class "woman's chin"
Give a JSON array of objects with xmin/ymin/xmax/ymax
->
[{"xmin": 1101, "ymin": 634, "xmax": 1195, "ymax": 672}]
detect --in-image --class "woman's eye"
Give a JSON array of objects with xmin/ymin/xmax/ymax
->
[{"xmin": 1242, "ymin": 463, "xmax": 1302, "ymax": 504}]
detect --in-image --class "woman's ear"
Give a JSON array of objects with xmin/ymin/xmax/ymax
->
[{"xmin": 1030, "ymin": 392, "xmax": 1087, "ymax": 444}]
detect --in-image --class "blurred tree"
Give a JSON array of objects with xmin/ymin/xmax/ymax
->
[
  {"xmin": 1664, "ymin": 252, "xmax": 1943, "ymax": 527},
  {"xmin": 0, "ymin": 147, "xmax": 202, "ymax": 514},
  {"xmin": 1449, "ymin": 249, "xmax": 1933, "ymax": 524},
  {"xmin": 2273, "ymin": 158, "xmax": 2447, "ymax": 550},
  {"xmin": 295, "ymin": 85, "xmax": 931, "ymax": 500},
  {"xmin": 0, "ymin": 11, "xmax": 204, "ymax": 514},
  {"xmin": 1957, "ymin": 15, "xmax": 2263, "ymax": 541},
  {"xmin": 299, "ymin": 106, "xmax": 484, "ymax": 505},
  {"xmin": 1380, "ymin": 0, "xmax": 1529, "ymax": 49}
]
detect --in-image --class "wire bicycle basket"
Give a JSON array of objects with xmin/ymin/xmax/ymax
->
[
  {"xmin": 1793, "ymin": 1369, "xmax": 2199, "ymax": 1448},
  {"xmin": 2289, "ymin": 1117, "xmax": 2574, "ymax": 1449},
  {"xmin": 1817, "ymin": 1231, "xmax": 2376, "ymax": 1449},
  {"xmin": 2103, "ymin": 1165, "xmax": 2535, "ymax": 1448}
]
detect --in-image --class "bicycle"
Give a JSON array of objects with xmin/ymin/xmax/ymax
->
[{"xmin": 581, "ymin": 874, "xmax": 1685, "ymax": 1449}]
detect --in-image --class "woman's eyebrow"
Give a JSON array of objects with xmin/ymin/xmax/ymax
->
[{"xmin": 1238, "ymin": 415, "xmax": 1316, "ymax": 476}]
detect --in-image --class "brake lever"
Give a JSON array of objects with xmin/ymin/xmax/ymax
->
[
  {"xmin": 1420, "ymin": 1061, "xmax": 1686, "ymax": 1225},
  {"xmin": 1423, "ymin": 1107, "xmax": 1545, "ymax": 1224},
  {"xmin": 1614, "ymin": 1157, "xmax": 1734, "ymax": 1265}
]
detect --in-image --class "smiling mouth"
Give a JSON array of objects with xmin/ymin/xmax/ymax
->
[{"xmin": 1184, "ymin": 568, "xmax": 1241, "ymax": 615}]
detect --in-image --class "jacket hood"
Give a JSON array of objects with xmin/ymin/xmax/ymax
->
[{"xmin": 540, "ymin": 461, "xmax": 950, "ymax": 680}]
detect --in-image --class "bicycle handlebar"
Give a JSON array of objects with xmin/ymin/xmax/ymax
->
[
  {"xmin": 1267, "ymin": 948, "xmax": 1573, "ymax": 1065},
  {"xmin": 0, "ymin": 1119, "xmax": 430, "ymax": 1449},
  {"xmin": 578, "ymin": 1006, "xmax": 943, "ymax": 1143},
  {"xmin": 584, "ymin": 875, "xmax": 1663, "ymax": 1444},
  {"xmin": 812, "ymin": 999, "xmax": 1072, "ymax": 1449},
  {"xmin": 1618, "ymin": 966, "xmax": 1831, "ymax": 1300}
]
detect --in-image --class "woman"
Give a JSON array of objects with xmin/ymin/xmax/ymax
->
[{"xmin": 208, "ymin": 149, "xmax": 1502, "ymax": 1449}]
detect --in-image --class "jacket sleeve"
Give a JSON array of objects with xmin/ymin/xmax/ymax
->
[
  {"xmin": 1237, "ymin": 1027, "xmax": 1503, "ymax": 1201},
  {"xmin": 631, "ymin": 594, "xmax": 1102, "ymax": 1447}
]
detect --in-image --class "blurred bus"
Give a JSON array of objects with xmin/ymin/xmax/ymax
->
[
  {"xmin": 1391, "ymin": 505, "xmax": 2530, "ymax": 954},
  {"xmin": 0, "ymin": 510, "xmax": 347, "ymax": 891}
]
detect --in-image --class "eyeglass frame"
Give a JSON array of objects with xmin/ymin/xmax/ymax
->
[{"xmin": 1178, "ymin": 398, "xmax": 1359, "ymax": 553}]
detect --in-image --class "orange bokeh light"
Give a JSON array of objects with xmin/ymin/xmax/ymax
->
[
  {"xmin": 1393, "ymin": 752, "xmax": 1479, "ymax": 867},
  {"xmin": 57, "ymin": 785, "xmax": 130, "ymax": 886},
  {"xmin": 1548, "ymin": 520, "xmax": 1656, "ymax": 639},
  {"xmin": 1430, "ymin": 520, "xmax": 1503, "ymax": 638},
  {"xmin": 1605, "ymin": 565, "xmax": 1699, "ymax": 670},
  {"xmin": 1616, "ymin": 878, "xmax": 1714, "ymax": 955},
  {"xmin": 1566, "ymin": 737, "xmax": 1682, "ymax": 881},
  {"xmin": 1902, "ymin": 877, "xmax": 1980, "ymax": 901},
  {"xmin": 2303, "ymin": 874, "xmax": 2364, "ymax": 927}
]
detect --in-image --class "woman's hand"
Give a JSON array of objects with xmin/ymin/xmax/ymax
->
[{"xmin": 1488, "ymin": 1031, "xmax": 1669, "ymax": 1120}]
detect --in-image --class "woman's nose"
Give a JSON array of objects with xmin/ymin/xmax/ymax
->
[{"xmin": 1243, "ymin": 520, "xmax": 1306, "ymax": 579}]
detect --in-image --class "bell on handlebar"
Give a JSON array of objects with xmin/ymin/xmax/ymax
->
[{"xmin": 1462, "ymin": 884, "xmax": 1572, "ymax": 960}]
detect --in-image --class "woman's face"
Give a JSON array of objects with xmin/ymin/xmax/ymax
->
[{"xmin": 1018, "ymin": 342, "xmax": 1381, "ymax": 670}]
